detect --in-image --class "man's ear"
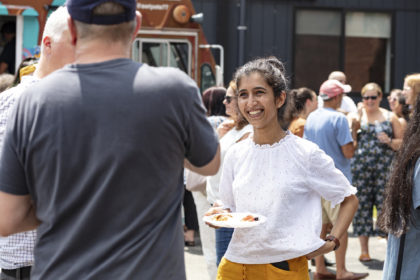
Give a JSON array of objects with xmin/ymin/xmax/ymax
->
[
  {"xmin": 42, "ymin": 36, "xmax": 52, "ymax": 55},
  {"xmin": 276, "ymin": 91, "xmax": 286, "ymax": 108},
  {"xmin": 131, "ymin": 11, "xmax": 142, "ymax": 42},
  {"xmin": 67, "ymin": 17, "xmax": 77, "ymax": 46}
]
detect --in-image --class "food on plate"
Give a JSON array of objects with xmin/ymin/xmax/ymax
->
[
  {"xmin": 212, "ymin": 213, "xmax": 233, "ymax": 221},
  {"xmin": 204, "ymin": 212, "xmax": 266, "ymax": 228},
  {"xmin": 241, "ymin": 215, "xmax": 259, "ymax": 222}
]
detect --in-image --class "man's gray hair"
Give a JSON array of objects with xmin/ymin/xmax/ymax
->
[{"xmin": 42, "ymin": 6, "xmax": 69, "ymax": 44}]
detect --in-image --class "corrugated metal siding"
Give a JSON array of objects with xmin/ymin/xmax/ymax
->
[
  {"xmin": 394, "ymin": 10, "xmax": 420, "ymax": 86},
  {"xmin": 245, "ymin": 1, "xmax": 293, "ymax": 73},
  {"xmin": 218, "ymin": 1, "xmax": 239, "ymax": 82},
  {"xmin": 191, "ymin": 0, "xmax": 420, "ymax": 87}
]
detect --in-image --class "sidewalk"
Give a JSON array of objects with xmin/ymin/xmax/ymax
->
[
  {"xmin": 185, "ymin": 229, "xmax": 387, "ymax": 280},
  {"xmin": 185, "ymin": 241, "xmax": 210, "ymax": 280}
]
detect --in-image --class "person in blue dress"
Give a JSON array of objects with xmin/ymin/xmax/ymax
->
[{"xmin": 378, "ymin": 84, "xmax": 420, "ymax": 280}]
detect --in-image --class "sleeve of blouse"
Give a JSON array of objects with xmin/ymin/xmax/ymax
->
[
  {"xmin": 307, "ymin": 146, "xmax": 357, "ymax": 208},
  {"xmin": 218, "ymin": 148, "xmax": 236, "ymax": 212}
]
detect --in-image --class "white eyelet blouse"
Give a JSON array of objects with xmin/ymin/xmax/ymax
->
[{"xmin": 219, "ymin": 131, "xmax": 357, "ymax": 264}]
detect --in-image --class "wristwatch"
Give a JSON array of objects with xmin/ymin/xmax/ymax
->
[{"xmin": 325, "ymin": 235, "xmax": 340, "ymax": 251}]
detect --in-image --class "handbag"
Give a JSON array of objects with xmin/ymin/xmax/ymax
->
[{"xmin": 185, "ymin": 169, "xmax": 206, "ymax": 193}]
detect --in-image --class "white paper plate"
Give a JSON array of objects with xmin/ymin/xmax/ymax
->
[{"xmin": 203, "ymin": 212, "xmax": 267, "ymax": 228}]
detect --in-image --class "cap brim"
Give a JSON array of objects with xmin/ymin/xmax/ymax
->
[
  {"xmin": 342, "ymin": 84, "xmax": 352, "ymax": 93},
  {"xmin": 320, "ymin": 93, "xmax": 331, "ymax": 100}
]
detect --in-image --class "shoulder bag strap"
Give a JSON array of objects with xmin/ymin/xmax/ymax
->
[{"xmin": 395, "ymin": 233, "xmax": 406, "ymax": 280}]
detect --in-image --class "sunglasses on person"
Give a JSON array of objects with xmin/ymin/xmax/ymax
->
[
  {"xmin": 224, "ymin": 96, "xmax": 235, "ymax": 104},
  {"xmin": 362, "ymin": 95, "xmax": 378, "ymax": 100}
]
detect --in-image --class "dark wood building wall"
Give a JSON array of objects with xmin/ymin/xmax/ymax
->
[{"xmin": 192, "ymin": 0, "xmax": 420, "ymax": 90}]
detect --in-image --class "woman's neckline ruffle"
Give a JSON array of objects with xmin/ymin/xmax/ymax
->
[{"xmin": 250, "ymin": 130, "xmax": 291, "ymax": 149}]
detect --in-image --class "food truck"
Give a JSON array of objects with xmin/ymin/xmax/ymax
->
[{"xmin": 0, "ymin": 0, "xmax": 223, "ymax": 91}]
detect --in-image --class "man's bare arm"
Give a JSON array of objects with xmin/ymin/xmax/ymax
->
[
  {"xmin": 341, "ymin": 142, "xmax": 355, "ymax": 159},
  {"xmin": 184, "ymin": 145, "xmax": 220, "ymax": 176},
  {"xmin": 0, "ymin": 191, "xmax": 40, "ymax": 236}
]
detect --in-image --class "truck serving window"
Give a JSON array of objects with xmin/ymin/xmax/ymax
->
[{"xmin": 132, "ymin": 39, "xmax": 191, "ymax": 75}]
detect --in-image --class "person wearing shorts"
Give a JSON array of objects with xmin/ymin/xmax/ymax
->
[
  {"xmin": 305, "ymin": 79, "xmax": 368, "ymax": 280},
  {"xmin": 322, "ymin": 198, "xmax": 340, "ymax": 225}
]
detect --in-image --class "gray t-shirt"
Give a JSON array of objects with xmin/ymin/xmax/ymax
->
[
  {"xmin": 0, "ymin": 59, "xmax": 218, "ymax": 280},
  {"xmin": 382, "ymin": 158, "xmax": 420, "ymax": 280}
]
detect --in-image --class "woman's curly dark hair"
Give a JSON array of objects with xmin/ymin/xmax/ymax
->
[
  {"xmin": 377, "ymin": 91, "xmax": 420, "ymax": 237},
  {"xmin": 233, "ymin": 56, "xmax": 292, "ymax": 129}
]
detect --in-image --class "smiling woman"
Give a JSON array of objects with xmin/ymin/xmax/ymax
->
[
  {"xmin": 234, "ymin": 57, "xmax": 293, "ymax": 133},
  {"xmin": 236, "ymin": 72, "xmax": 285, "ymax": 135},
  {"xmin": 206, "ymin": 57, "xmax": 359, "ymax": 280}
]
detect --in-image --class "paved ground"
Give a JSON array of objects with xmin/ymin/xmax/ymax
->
[
  {"xmin": 185, "ymin": 226, "xmax": 387, "ymax": 280},
  {"xmin": 185, "ymin": 240, "xmax": 211, "ymax": 280}
]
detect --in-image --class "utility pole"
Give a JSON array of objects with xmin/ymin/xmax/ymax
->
[{"xmin": 237, "ymin": 0, "xmax": 247, "ymax": 66}]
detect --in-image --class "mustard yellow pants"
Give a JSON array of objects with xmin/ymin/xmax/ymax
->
[{"xmin": 217, "ymin": 256, "xmax": 309, "ymax": 280}]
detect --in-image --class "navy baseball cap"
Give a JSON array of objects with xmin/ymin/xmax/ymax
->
[{"xmin": 66, "ymin": 0, "xmax": 137, "ymax": 25}]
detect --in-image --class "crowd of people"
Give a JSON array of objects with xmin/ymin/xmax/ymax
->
[{"xmin": 0, "ymin": 1, "xmax": 418, "ymax": 280}]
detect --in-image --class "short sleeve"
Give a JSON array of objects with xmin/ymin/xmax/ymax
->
[
  {"xmin": 413, "ymin": 159, "xmax": 420, "ymax": 209},
  {"xmin": 0, "ymin": 105, "xmax": 29, "ymax": 195},
  {"xmin": 307, "ymin": 146, "xmax": 356, "ymax": 207},
  {"xmin": 336, "ymin": 115, "xmax": 353, "ymax": 147},
  {"xmin": 218, "ymin": 148, "xmax": 236, "ymax": 211},
  {"xmin": 184, "ymin": 87, "xmax": 219, "ymax": 167}
]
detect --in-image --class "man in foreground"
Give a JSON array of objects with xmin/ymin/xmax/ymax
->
[{"xmin": 0, "ymin": 1, "xmax": 220, "ymax": 279}]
